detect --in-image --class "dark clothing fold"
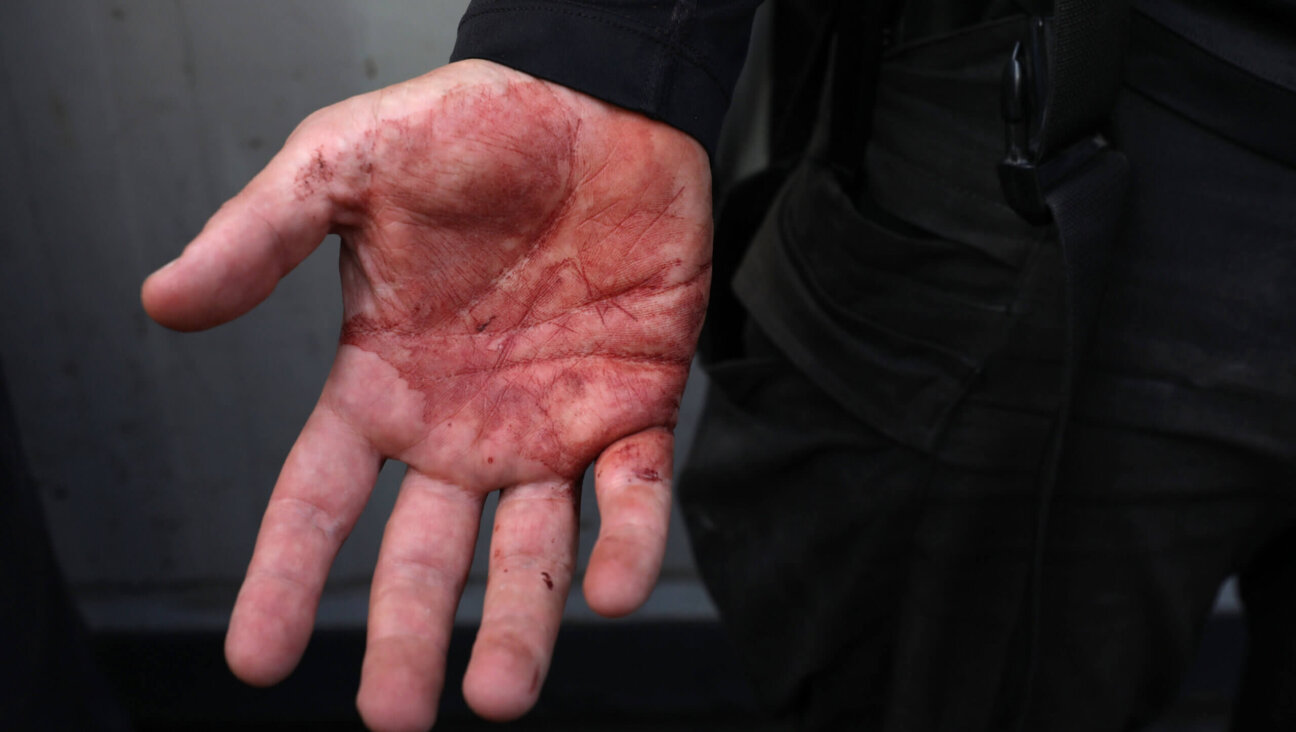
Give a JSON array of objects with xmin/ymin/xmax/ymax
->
[
  {"xmin": 451, "ymin": 0, "xmax": 765, "ymax": 158},
  {"xmin": 455, "ymin": 1, "xmax": 1296, "ymax": 729},
  {"xmin": 682, "ymin": 8, "xmax": 1296, "ymax": 730},
  {"xmin": 451, "ymin": 0, "xmax": 1296, "ymax": 728}
]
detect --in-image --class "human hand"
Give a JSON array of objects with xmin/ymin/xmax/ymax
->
[{"xmin": 141, "ymin": 59, "xmax": 711, "ymax": 731}]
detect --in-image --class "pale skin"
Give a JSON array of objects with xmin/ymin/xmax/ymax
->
[{"xmin": 141, "ymin": 59, "xmax": 712, "ymax": 731}]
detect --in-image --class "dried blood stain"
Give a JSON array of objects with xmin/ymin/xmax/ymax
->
[
  {"xmin": 314, "ymin": 77, "xmax": 709, "ymax": 480},
  {"xmin": 541, "ymin": 571, "xmax": 554, "ymax": 590}
]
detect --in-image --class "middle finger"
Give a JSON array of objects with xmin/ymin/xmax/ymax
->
[
  {"xmin": 461, "ymin": 479, "xmax": 579, "ymax": 721},
  {"xmin": 357, "ymin": 469, "xmax": 483, "ymax": 732}
]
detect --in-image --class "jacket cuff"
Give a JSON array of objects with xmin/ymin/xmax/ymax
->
[{"xmin": 450, "ymin": 1, "xmax": 758, "ymax": 160}]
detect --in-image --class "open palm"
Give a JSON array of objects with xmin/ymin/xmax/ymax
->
[{"xmin": 142, "ymin": 59, "xmax": 712, "ymax": 731}]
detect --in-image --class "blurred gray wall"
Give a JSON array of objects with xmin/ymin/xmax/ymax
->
[{"xmin": 0, "ymin": 0, "xmax": 732, "ymax": 632}]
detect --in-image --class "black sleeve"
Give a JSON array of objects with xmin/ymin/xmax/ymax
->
[{"xmin": 449, "ymin": 0, "xmax": 764, "ymax": 159}]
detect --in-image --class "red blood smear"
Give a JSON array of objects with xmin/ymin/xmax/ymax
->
[{"xmin": 312, "ymin": 78, "xmax": 707, "ymax": 479}]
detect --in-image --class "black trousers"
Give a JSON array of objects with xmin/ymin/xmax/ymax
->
[{"xmin": 680, "ymin": 12, "xmax": 1296, "ymax": 732}]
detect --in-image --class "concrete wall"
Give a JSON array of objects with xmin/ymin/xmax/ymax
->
[{"xmin": 0, "ymin": 0, "xmax": 726, "ymax": 631}]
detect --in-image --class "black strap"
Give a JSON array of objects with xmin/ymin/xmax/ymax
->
[
  {"xmin": 1032, "ymin": 0, "xmax": 1132, "ymax": 158},
  {"xmin": 769, "ymin": 0, "xmax": 897, "ymax": 167},
  {"xmin": 1009, "ymin": 144, "xmax": 1129, "ymax": 730},
  {"xmin": 997, "ymin": 1, "xmax": 1132, "ymax": 727},
  {"xmin": 699, "ymin": 1, "xmax": 842, "ymax": 364},
  {"xmin": 1048, "ymin": 1, "xmax": 1131, "ymax": 154},
  {"xmin": 701, "ymin": 0, "xmax": 893, "ymax": 363},
  {"xmin": 768, "ymin": 0, "xmax": 842, "ymax": 166},
  {"xmin": 825, "ymin": 0, "xmax": 899, "ymax": 183}
]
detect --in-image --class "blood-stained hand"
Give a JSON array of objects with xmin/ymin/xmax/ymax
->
[{"xmin": 141, "ymin": 59, "xmax": 711, "ymax": 731}]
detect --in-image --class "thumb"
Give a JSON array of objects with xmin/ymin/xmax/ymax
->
[{"xmin": 142, "ymin": 138, "xmax": 336, "ymax": 332}]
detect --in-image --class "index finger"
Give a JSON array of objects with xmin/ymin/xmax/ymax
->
[{"xmin": 225, "ymin": 400, "xmax": 381, "ymax": 686}]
